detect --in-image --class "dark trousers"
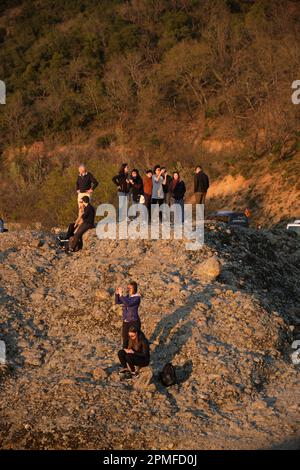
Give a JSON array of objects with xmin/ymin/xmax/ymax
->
[
  {"xmin": 144, "ymin": 194, "xmax": 152, "ymax": 221},
  {"xmin": 151, "ymin": 198, "xmax": 164, "ymax": 222},
  {"xmin": 69, "ymin": 222, "xmax": 92, "ymax": 251},
  {"xmin": 195, "ymin": 191, "xmax": 207, "ymax": 205},
  {"xmin": 171, "ymin": 198, "xmax": 185, "ymax": 223},
  {"xmin": 164, "ymin": 192, "xmax": 171, "ymax": 206},
  {"xmin": 66, "ymin": 223, "xmax": 76, "ymax": 239},
  {"xmin": 151, "ymin": 198, "xmax": 164, "ymax": 205},
  {"xmin": 118, "ymin": 349, "xmax": 149, "ymax": 372},
  {"xmin": 122, "ymin": 320, "xmax": 141, "ymax": 348}
]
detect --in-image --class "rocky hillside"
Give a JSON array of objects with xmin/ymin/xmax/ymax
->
[{"xmin": 0, "ymin": 224, "xmax": 300, "ymax": 449}]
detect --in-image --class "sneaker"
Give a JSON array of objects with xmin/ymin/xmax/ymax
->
[
  {"xmin": 123, "ymin": 371, "xmax": 132, "ymax": 380},
  {"xmin": 57, "ymin": 235, "xmax": 69, "ymax": 242}
]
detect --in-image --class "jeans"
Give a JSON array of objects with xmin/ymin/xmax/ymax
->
[
  {"xmin": 151, "ymin": 198, "xmax": 164, "ymax": 223},
  {"xmin": 171, "ymin": 198, "xmax": 185, "ymax": 223},
  {"xmin": 164, "ymin": 192, "xmax": 171, "ymax": 206},
  {"xmin": 118, "ymin": 192, "xmax": 129, "ymax": 222},
  {"xmin": 144, "ymin": 194, "xmax": 152, "ymax": 221}
]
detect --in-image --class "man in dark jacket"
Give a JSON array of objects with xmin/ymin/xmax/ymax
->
[
  {"xmin": 68, "ymin": 196, "xmax": 95, "ymax": 252},
  {"xmin": 76, "ymin": 164, "xmax": 98, "ymax": 206},
  {"xmin": 194, "ymin": 166, "xmax": 209, "ymax": 205}
]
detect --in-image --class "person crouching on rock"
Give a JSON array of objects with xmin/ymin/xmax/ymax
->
[
  {"xmin": 115, "ymin": 281, "xmax": 141, "ymax": 348},
  {"xmin": 68, "ymin": 196, "xmax": 95, "ymax": 252},
  {"xmin": 118, "ymin": 325, "xmax": 150, "ymax": 379}
]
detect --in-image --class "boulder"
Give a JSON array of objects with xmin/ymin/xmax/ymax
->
[{"xmin": 193, "ymin": 256, "xmax": 221, "ymax": 282}]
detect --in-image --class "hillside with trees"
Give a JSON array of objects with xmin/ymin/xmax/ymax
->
[{"xmin": 0, "ymin": 0, "xmax": 299, "ymax": 226}]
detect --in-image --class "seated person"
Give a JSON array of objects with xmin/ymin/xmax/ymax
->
[
  {"xmin": 68, "ymin": 196, "xmax": 95, "ymax": 252},
  {"xmin": 118, "ymin": 325, "xmax": 150, "ymax": 379},
  {"xmin": 58, "ymin": 200, "xmax": 84, "ymax": 242}
]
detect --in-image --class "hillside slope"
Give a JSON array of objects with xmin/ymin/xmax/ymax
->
[
  {"xmin": 0, "ymin": 226, "xmax": 299, "ymax": 449},
  {"xmin": 0, "ymin": 0, "xmax": 300, "ymax": 226}
]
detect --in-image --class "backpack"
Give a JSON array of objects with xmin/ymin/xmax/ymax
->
[{"xmin": 159, "ymin": 363, "xmax": 176, "ymax": 387}]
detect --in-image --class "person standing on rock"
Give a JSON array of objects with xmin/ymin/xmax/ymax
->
[
  {"xmin": 129, "ymin": 169, "xmax": 144, "ymax": 204},
  {"xmin": 118, "ymin": 325, "xmax": 150, "ymax": 379},
  {"xmin": 68, "ymin": 196, "xmax": 95, "ymax": 252},
  {"xmin": 151, "ymin": 165, "xmax": 166, "ymax": 206},
  {"xmin": 194, "ymin": 166, "xmax": 209, "ymax": 205},
  {"xmin": 143, "ymin": 169, "xmax": 153, "ymax": 219},
  {"xmin": 115, "ymin": 281, "xmax": 141, "ymax": 348},
  {"xmin": 76, "ymin": 164, "xmax": 98, "ymax": 207},
  {"xmin": 152, "ymin": 165, "xmax": 167, "ymax": 223},
  {"xmin": 161, "ymin": 167, "xmax": 172, "ymax": 206},
  {"xmin": 170, "ymin": 171, "xmax": 186, "ymax": 223},
  {"xmin": 112, "ymin": 163, "xmax": 131, "ymax": 221}
]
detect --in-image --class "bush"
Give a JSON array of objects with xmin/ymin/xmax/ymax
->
[{"xmin": 96, "ymin": 134, "xmax": 116, "ymax": 149}]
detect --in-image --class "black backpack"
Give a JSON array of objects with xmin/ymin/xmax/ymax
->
[{"xmin": 159, "ymin": 363, "xmax": 176, "ymax": 387}]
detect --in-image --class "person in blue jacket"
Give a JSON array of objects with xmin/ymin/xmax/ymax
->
[{"xmin": 115, "ymin": 281, "xmax": 141, "ymax": 348}]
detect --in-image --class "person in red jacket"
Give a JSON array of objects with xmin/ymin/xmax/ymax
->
[{"xmin": 142, "ymin": 170, "xmax": 153, "ymax": 218}]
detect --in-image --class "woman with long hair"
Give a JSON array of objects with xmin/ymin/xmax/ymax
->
[
  {"xmin": 112, "ymin": 163, "xmax": 130, "ymax": 221},
  {"xmin": 170, "ymin": 171, "xmax": 186, "ymax": 223},
  {"xmin": 118, "ymin": 325, "xmax": 150, "ymax": 379},
  {"xmin": 143, "ymin": 169, "xmax": 153, "ymax": 217},
  {"xmin": 129, "ymin": 168, "xmax": 144, "ymax": 204}
]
